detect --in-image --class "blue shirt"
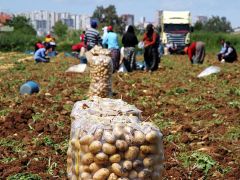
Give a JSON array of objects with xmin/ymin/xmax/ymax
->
[
  {"xmin": 34, "ymin": 48, "xmax": 46, "ymax": 59},
  {"xmin": 103, "ymin": 32, "xmax": 119, "ymax": 49},
  {"xmin": 219, "ymin": 43, "xmax": 227, "ymax": 54}
]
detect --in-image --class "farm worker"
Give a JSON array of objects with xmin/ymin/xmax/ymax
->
[
  {"xmin": 220, "ymin": 41, "xmax": 237, "ymax": 63},
  {"xmin": 217, "ymin": 39, "xmax": 227, "ymax": 61},
  {"xmin": 103, "ymin": 25, "xmax": 120, "ymax": 72},
  {"xmin": 80, "ymin": 31, "xmax": 85, "ymax": 42},
  {"xmin": 84, "ymin": 20, "xmax": 102, "ymax": 51},
  {"xmin": 143, "ymin": 24, "xmax": 160, "ymax": 71},
  {"xmin": 34, "ymin": 41, "xmax": 44, "ymax": 52},
  {"xmin": 102, "ymin": 26, "xmax": 108, "ymax": 48},
  {"xmin": 34, "ymin": 43, "xmax": 52, "ymax": 63},
  {"xmin": 121, "ymin": 25, "xmax": 139, "ymax": 72},
  {"xmin": 184, "ymin": 41, "xmax": 205, "ymax": 64}
]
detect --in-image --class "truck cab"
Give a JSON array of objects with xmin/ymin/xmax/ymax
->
[{"xmin": 160, "ymin": 11, "xmax": 192, "ymax": 54}]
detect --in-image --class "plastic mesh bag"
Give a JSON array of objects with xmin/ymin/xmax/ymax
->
[
  {"xmin": 87, "ymin": 46, "xmax": 113, "ymax": 98},
  {"xmin": 67, "ymin": 97, "xmax": 164, "ymax": 180}
]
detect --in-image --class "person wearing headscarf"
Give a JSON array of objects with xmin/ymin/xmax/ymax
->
[
  {"xmin": 103, "ymin": 26, "xmax": 120, "ymax": 72},
  {"xmin": 84, "ymin": 20, "xmax": 102, "ymax": 50},
  {"xmin": 143, "ymin": 24, "xmax": 160, "ymax": 71},
  {"xmin": 121, "ymin": 25, "xmax": 139, "ymax": 72},
  {"xmin": 184, "ymin": 41, "xmax": 205, "ymax": 64}
]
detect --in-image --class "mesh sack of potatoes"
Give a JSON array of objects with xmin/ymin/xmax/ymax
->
[
  {"xmin": 86, "ymin": 46, "xmax": 113, "ymax": 98},
  {"xmin": 67, "ymin": 97, "xmax": 164, "ymax": 180}
]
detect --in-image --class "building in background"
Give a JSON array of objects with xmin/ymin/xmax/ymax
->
[
  {"xmin": 155, "ymin": 10, "xmax": 162, "ymax": 27},
  {"xmin": 121, "ymin": 14, "xmax": 134, "ymax": 26},
  {"xmin": 15, "ymin": 10, "xmax": 90, "ymax": 36}
]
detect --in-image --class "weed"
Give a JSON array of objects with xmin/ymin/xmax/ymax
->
[
  {"xmin": 179, "ymin": 152, "xmax": 216, "ymax": 174},
  {"xmin": 55, "ymin": 121, "xmax": 65, "ymax": 127},
  {"xmin": 63, "ymin": 104, "xmax": 72, "ymax": 111},
  {"xmin": 0, "ymin": 109, "xmax": 9, "ymax": 116},
  {"xmin": 43, "ymin": 136, "xmax": 55, "ymax": 147},
  {"xmin": 7, "ymin": 173, "xmax": 41, "ymax": 180},
  {"xmin": 0, "ymin": 157, "xmax": 17, "ymax": 164},
  {"xmin": 0, "ymin": 138, "xmax": 24, "ymax": 153},
  {"xmin": 153, "ymin": 118, "xmax": 173, "ymax": 130},
  {"xmin": 11, "ymin": 62, "xmax": 26, "ymax": 71},
  {"xmin": 165, "ymin": 133, "xmax": 180, "ymax": 143},
  {"xmin": 167, "ymin": 87, "xmax": 188, "ymax": 95},
  {"xmin": 32, "ymin": 112, "xmax": 43, "ymax": 122},
  {"xmin": 226, "ymin": 127, "xmax": 240, "ymax": 141},
  {"xmin": 191, "ymin": 152, "xmax": 216, "ymax": 174},
  {"xmin": 228, "ymin": 100, "xmax": 240, "ymax": 109},
  {"xmin": 229, "ymin": 87, "xmax": 240, "ymax": 96},
  {"xmin": 54, "ymin": 94, "xmax": 62, "ymax": 102}
]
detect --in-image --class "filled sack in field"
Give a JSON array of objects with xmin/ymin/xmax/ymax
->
[
  {"xmin": 67, "ymin": 97, "xmax": 164, "ymax": 180},
  {"xmin": 65, "ymin": 64, "xmax": 88, "ymax": 73},
  {"xmin": 87, "ymin": 46, "xmax": 113, "ymax": 98},
  {"xmin": 197, "ymin": 66, "xmax": 221, "ymax": 78}
]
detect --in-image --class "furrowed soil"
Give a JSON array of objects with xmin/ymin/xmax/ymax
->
[{"xmin": 0, "ymin": 52, "xmax": 239, "ymax": 179}]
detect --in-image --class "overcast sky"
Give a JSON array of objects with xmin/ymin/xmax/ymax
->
[{"xmin": 0, "ymin": 0, "xmax": 239, "ymax": 27}]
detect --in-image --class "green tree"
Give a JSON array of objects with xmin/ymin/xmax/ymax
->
[
  {"xmin": 5, "ymin": 15, "xmax": 36, "ymax": 35},
  {"xmin": 194, "ymin": 21, "xmax": 204, "ymax": 31},
  {"xmin": 194, "ymin": 16, "xmax": 233, "ymax": 33},
  {"xmin": 92, "ymin": 5, "xmax": 125, "ymax": 33},
  {"xmin": 53, "ymin": 20, "xmax": 68, "ymax": 39},
  {"xmin": 205, "ymin": 16, "xmax": 232, "ymax": 32}
]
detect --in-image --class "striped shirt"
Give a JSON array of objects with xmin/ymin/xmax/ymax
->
[{"xmin": 84, "ymin": 28, "xmax": 102, "ymax": 49}]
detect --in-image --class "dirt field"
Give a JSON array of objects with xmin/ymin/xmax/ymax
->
[{"xmin": 0, "ymin": 52, "xmax": 239, "ymax": 179}]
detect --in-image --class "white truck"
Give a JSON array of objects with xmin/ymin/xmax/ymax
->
[{"xmin": 160, "ymin": 11, "xmax": 192, "ymax": 53}]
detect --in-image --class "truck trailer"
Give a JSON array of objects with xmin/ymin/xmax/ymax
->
[{"xmin": 160, "ymin": 11, "xmax": 192, "ymax": 54}]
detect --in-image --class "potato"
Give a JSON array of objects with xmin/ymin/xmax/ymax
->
[
  {"xmin": 132, "ymin": 159, "xmax": 143, "ymax": 171},
  {"xmin": 89, "ymin": 162, "xmax": 101, "ymax": 173},
  {"xmin": 123, "ymin": 160, "xmax": 132, "ymax": 171},
  {"xmin": 117, "ymin": 178, "xmax": 129, "ymax": 180},
  {"xmin": 133, "ymin": 130, "xmax": 145, "ymax": 145},
  {"xmin": 129, "ymin": 170, "xmax": 138, "ymax": 179},
  {"xmin": 111, "ymin": 163, "xmax": 128, "ymax": 177},
  {"xmin": 123, "ymin": 126, "xmax": 133, "ymax": 134},
  {"xmin": 71, "ymin": 139, "xmax": 81, "ymax": 150},
  {"xmin": 94, "ymin": 128, "xmax": 104, "ymax": 140},
  {"xmin": 89, "ymin": 141, "xmax": 102, "ymax": 154},
  {"xmin": 115, "ymin": 140, "xmax": 128, "ymax": 151},
  {"xmin": 124, "ymin": 146, "xmax": 139, "ymax": 160},
  {"xmin": 93, "ymin": 168, "xmax": 110, "ymax": 180},
  {"xmin": 81, "ymin": 172, "xmax": 92, "ymax": 179},
  {"xmin": 146, "ymin": 131, "xmax": 160, "ymax": 143},
  {"xmin": 82, "ymin": 153, "xmax": 94, "ymax": 165},
  {"xmin": 108, "ymin": 173, "xmax": 118, "ymax": 180},
  {"xmin": 80, "ymin": 145, "xmax": 89, "ymax": 153},
  {"xmin": 79, "ymin": 165, "xmax": 91, "ymax": 173},
  {"xmin": 124, "ymin": 134, "xmax": 134, "ymax": 146},
  {"xmin": 94, "ymin": 152, "xmax": 109, "ymax": 164},
  {"xmin": 80, "ymin": 135, "xmax": 94, "ymax": 145},
  {"xmin": 103, "ymin": 131, "xmax": 116, "ymax": 144},
  {"xmin": 109, "ymin": 154, "xmax": 121, "ymax": 163},
  {"xmin": 140, "ymin": 145, "xmax": 157, "ymax": 154},
  {"xmin": 102, "ymin": 143, "xmax": 117, "ymax": 155},
  {"xmin": 113, "ymin": 126, "xmax": 124, "ymax": 138},
  {"xmin": 138, "ymin": 169, "xmax": 151, "ymax": 179},
  {"xmin": 143, "ymin": 156, "xmax": 155, "ymax": 168}
]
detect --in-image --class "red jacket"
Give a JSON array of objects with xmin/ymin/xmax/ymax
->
[
  {"xmin": 188, "ymin": 42, "xmax": 197, "ymax": 60},
  {"xmin": 143, "ymin": 32, "xmax": 158, "ymax": 47},
  {"xmin": 72, "ymin": 42, "xmax": 84, "ymax": 52}
]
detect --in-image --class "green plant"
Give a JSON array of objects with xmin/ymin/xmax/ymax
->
[
  {"xmin": 191, "ymin": 152, "xmax": 216, "ymax": 174},
  {"xmin": 32, "ymin": 112, "xmax": 43, "ymax": 122},
  {"xmin": 179, "ymin": 152, "xmax": 216, "ymax": 174},
  {"xmin": 43, "ymin": 136, "xmax": 55, "ymax": 147},
  {"xmin": 7, "ymin": 173, "xmax": 41, "ymax": 180},
  {"xmin": 228, "ymin": 100, "xmax": 240, "ymax": 108},
  {"xmin": 229, "ymin": 87, "xmax": 240, "ymax": 96},
  {"xmin": 0, "ymin": 157, "xmax": 17, "ymax": 164},
  {"xmin": 226, "ymin": 127, "xmax": 240, "ymax": 141}
]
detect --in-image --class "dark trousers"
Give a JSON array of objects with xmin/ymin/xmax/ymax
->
[
  {"xmin": 110, "ymin": 49, "xmax": 120, "ymax": 73},
  {"xmin": 224, "ymin": 54, "xmax": 237, "ymax": 63},
  {"xmin": 144, "ymin": 45, "xmax": 159, "ymax": 71}
]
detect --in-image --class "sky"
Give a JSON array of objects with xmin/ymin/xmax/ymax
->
[{"xmin": 0, "ymin": 0, "xmax": 239, "ymax": 28}]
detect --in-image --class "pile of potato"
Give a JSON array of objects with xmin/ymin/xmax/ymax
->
[
  {"xmin": 67, "ymin": 98, "xmax": 164, "ymax": 180},
  {"xmin": 87, "ymin": 46, "xmax": 113, "ymax": 98}
]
